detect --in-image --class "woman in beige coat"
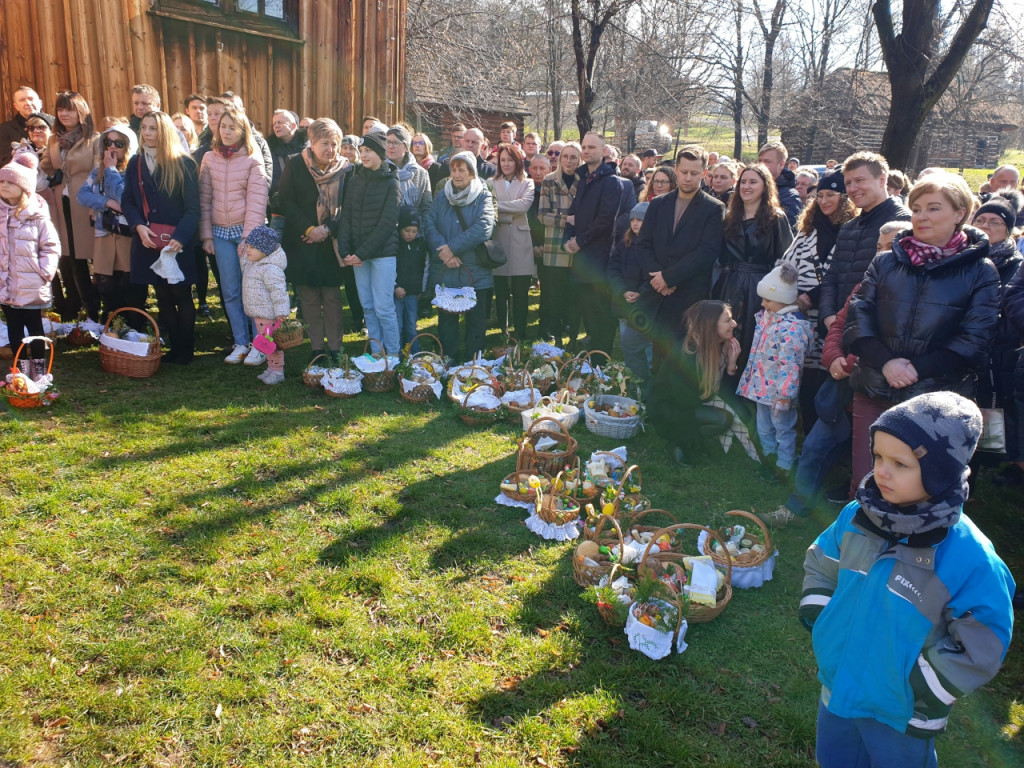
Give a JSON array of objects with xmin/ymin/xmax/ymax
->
[
  {"xmin": 42, "ymin": 91, "xmax": 100, "ymax": 319},
  {"xmin": 491, "ymin": 143, "xmax": 534, "ymax": 339}
]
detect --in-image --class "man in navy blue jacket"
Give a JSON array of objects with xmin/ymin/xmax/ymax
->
[{"xmin": 563, "ymin": 132, "xmax": 623, "ymax": 352}]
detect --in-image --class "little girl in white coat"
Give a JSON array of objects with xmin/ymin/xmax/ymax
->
[{"xmin": 241, "ymin": 226, "xmax": 290, "ymax": 385}]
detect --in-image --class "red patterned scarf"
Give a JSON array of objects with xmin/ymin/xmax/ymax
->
[{"xmin": 899, "ymin": 230, "xmax": 967, "ymax": 267}]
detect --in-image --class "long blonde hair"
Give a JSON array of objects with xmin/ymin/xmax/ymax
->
[
  {"xmin": 683, "ymin": 300, "xmax": 731, "ymax": 399},
  {"xmin": 141, "ymin": 111, "xmax": 191, "ymax": 197}
]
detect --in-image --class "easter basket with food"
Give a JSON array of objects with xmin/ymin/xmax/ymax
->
[
  {"xmin": 700, "ymin": 509, "xmax": 777, "ymax": 589},
  {"xmin": 499, "ymin": 470, "xmax": 551, "ymax": 504},
  {"xmin": 523, "ymin": 352, "xmax": 560, "ymax": 395},
  {"xmin": 639, "ymin": 522, "xmax": 733, "ymax": 624},
  {"xmin": 582, "ymin": 563, "xmax": 634, "ymax": 628},
  {"xmin": 398, "ymin": 333, "xmax": 446, "ymax": 403},
  {"xmin": 500, "ymin": 370, "xmax": 542, "ymax": 423},
  {"xmin": 583, "ymin": 394, "xmax": 643, "ymax": 439},
  {"xmin": 523, "ymin": 470, "xmax": 582, "ymax": 541},
  {"xmin": 557, "ymin": 456, "xmax": 600, "ymax": 506},
  {"xmin": 355, "ymin": 338, "xmax": 399, "ymax": 393},
  {"xmin": 303, "ymin": 353, "xmax": 331, "ymax": 389},
  {"xmin": 491, "ymin": 334, "xmax": 519, "ymax": 361},
  {"xmin": 573, "ymin": 515, "xmax": 627, "ymax": 587},
  {"xmin": 272, "ymin": 318, "xmax": 306, "ymax": 350},
  {"xmin": 66, "ymin": 314, "xmax": 100, "ymax": 347},
  {"xmin": 99, "ymin": 307, "xmax": 161, "ymax": 378},
  {"xmin": 558, "ymin": 350, "xmax": 611, "ymax": 404},
  {"xmin": 447, "ymin": 363, "xmax": 505, "ymax": 425},
  {"xmin": 321, "ymin": 353, "xmax": 363, "ymax": 398},
  {"xmin": 624, "ymin": 568, "xmax": 689, "ymax": 659},
  {"xmin": 1, "ymin": 336, "xmax": 60, "ymax": 409},
  {"xmin": 520, "ymin": 390, "xmax": 580, "ymax": 431},
  {"xmin": 432, "ymin": 266, "xmax": 477, "ymax": 315},
  {"xmin": 517, "ymin": 416, "xmax": 578, "ymax": 477}
]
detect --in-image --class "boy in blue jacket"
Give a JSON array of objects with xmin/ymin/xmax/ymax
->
[{"xmin": 801, "ymin": 392, "xmax": 1014, "ymax": 768}]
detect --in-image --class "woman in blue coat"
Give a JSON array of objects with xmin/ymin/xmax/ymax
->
[
  {"xmin": 422, "ymin": 150, "xmax": 495, "ymax": 362},
  {"xmin": 121, "ymin": 111, "xmax": 200, "ymax": 364}
]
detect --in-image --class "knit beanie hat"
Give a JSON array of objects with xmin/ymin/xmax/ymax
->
[
  {"xmin": 398, "ymin": 204, "xmax": 420, "ymax": 230},
  {"xmin": 630, "ymin": 201, "xmax": 649, "ymax": 220},
  {"xmin": 360, "ymin": 132, "xmax": 387, "ymax": 162},
  {"xmin": 26, "ymin": 112, "xmax": 55, "ymax": 129},
  {"xmin": 870, "ymin": 391, "xmax": 983, "ymax": 497},
  {"xmin": 387, "ymin": 125, "xmax": 411, "ymax": 148},
  {"xmin": 245, "ymin": 225, "xmax": 280, "ymax": 256},
  {"xmin": 818, "ymin": 169, "xmax": 846, "ymax": 195},
  {"xmin": 975, "ymin": 194, "xmax": 1016, "ymax": 234},
  {"xmin": 0, "ymin": 150, "xmax": 38, "ymax": 197},
  {"xmin": 448, "ymin": 150, "xmax": 480, "ymax": 179},
  {"xmin": 756, "ymin": 261, "xmax": 799, "ymax": 304},
  {"xmin": 341, "ymin": 134, "xmax": 361, "ymax": 147}
]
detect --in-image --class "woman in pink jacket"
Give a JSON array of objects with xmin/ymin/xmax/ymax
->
[
  {"xmin": 0, "ymin": 151, "xmax": 60, "ymax": 380},
  {"xmin": 199, "ymin": 104, "xmax": 269, "ymax": 365}
]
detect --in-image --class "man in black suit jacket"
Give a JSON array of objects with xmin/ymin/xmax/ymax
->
[{"xmin": 633, "ymin": 144, "xmax": 725, "ymax": 359}]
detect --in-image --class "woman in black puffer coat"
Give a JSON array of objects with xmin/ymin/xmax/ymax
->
[{"xmin": 842, "ymin": 173, "xmax": 1000, "ymax": 495}]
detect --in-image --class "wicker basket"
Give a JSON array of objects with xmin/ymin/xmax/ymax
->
[
  {"xmin": 517, "ymin": 416, "xmax": 578, "ymax": 477},
  {"xmin": 359, "ymin": 337, "xmax": 397, "ymax": 393},
  {"xmin": 613, "ymin": 464, "xmax": 651, "ymax": 518},
  {"xmin": 491, "ymin": 335, "xmax": 519, "ymax": 360},
  {"xmin": 502, "ymin": 371, "xmax": 540, "ymax": 423},
  {"xmin": 592, "ymin": 563, "xmax": 631, "ymax": 627},
  {"xmin": 99, "ymin": 307, "xmax": 161, "ymax": 378},
  {"xmin": 702, "ymin": 509, "xmax": 774, "ymax": 570},
  {"xmin": 583, "ymin": 394, "xmax": 643, "ymax": 439},
  {"xmin": 499, "ymin": 469, "xmax": 551, "ymax": 504},
  {"xmin": 322, "ymin": 354, "xmax": 363, "ymax": 399},
  {"xmin": 303, "ymin": 353, "xmax": 330, "ymax": 388},
  {"xmin": 399, "ymin": 333, "xmax": 445, "ymax": 404},
  {"xmin": 1, "ymin": 336, "xmax": 59, "ymax": 409},
  {"xmin": 535, "ymin": 484, "xmax": 581, "ymax": 526},
  {"xmin": 0, "ymin": 345, "xmax": 12, "ymax": 360},
  {"xmin": 559, "ymin": 350, "xmax": 612, "ymax": 404},
  {"xmin": 639, "ymin": 522, "xmax": 733, "ymax": 624},
  {"xmin": 435, "ymin": 266, "xmax": 476, "ymax": 315},
  {"xmin": 573, "ymin": 517, "xmax": 626, "ymax": 587},
  {"xmin": 447, "ymin": 363, "xmax": 503, "ymax": 404},
  {"xmin": 273, "ymin": 322, "xmax": 305, "ymax": 350}
]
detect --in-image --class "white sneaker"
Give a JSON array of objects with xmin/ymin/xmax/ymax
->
[
  {"xmin": 243, "ymin": 346, "xmax": 266, "ymax": 367},
  {"xmin": 224, "ymin": 344, "xmax": 250, "ymax": 364},
  {"xmin": 260, "ymin": 369, "xmax": 285, "ymax": 385}
]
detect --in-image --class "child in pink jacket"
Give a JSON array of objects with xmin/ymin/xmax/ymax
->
[
  {"xmin": 0, "ymin": 151, "xmax": 60, "ymax": 380},
  {"xmin": 738, "ymin": 261, "xmax": 813, "ymax": 475}
]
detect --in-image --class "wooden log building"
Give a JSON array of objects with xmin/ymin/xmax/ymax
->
[{"xmin": 0, "ymin": 0, "xmax": 406, "ymax": 135}]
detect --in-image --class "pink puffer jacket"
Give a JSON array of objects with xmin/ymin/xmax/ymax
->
[
  {"xmin": 0, "ymin": 194, "xmax": 60, "ymax": 307},
  {"xmin": 199, "ymin": 149, "xmax": 269, "ymax": 241}
]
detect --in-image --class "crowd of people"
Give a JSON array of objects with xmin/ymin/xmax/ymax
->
[{"xmin": 1, "ymin": 80, "xmax": 1020, "ymax": 768}]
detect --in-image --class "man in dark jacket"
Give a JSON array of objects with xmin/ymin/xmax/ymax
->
[
  {"xmin": 758, "ymin": 141, "xmax": 803, "ymax": 230},
  {"xmin": 436, "ymin": 128, "xmax": 495, "ymax": 182},
  {"xmin": 267, "ymin": 109, "xmax": 308, "ymax": 196},
  {"xmin": 620, "ymin": 153, "xmax": 645, "ymax": 198},
  {"xmin": 0, "ymin": 86, "xmax": 47, "ymax": 167},
  {"xmin": 563, "ymin": 131, "xmax": 622, "ymax": 352},
  {"xmin": 633, "ymin": 144, "xmax": 726, "ymax": 358},
  {"xmin": 819, "ymin": 151, "xmax": 911, "ymax": 329}
]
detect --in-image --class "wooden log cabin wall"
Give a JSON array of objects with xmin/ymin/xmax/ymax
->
[{"xmin": 0, "ymin": 0, "xmax": 406, "ymax": 135}]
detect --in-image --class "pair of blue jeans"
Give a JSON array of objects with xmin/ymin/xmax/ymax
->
[
  {"xmin": 395, "ymin": 293, "xmax": 420, "ymax": 353},
  {"xmin": 756, "ymin": 400, "xmax": 800, "ymax": 470},
  {"xmin": 352, "ymin": 257, "xmax": 400, "ymax": 355},
  {"xmin": 786, "ymin": 408, "xmax": 851, "ymax": 516},
  {"xmin": 213, "ymin": 236, "xmax": 253, "ymax": 347},
  {"xmin": 816, "ymin": 700, "xmax": 937, "ymax": 768}
]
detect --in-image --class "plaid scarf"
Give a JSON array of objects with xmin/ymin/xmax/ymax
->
[{"xmin": 899, "ymin": 230, "xmax": 967, "ymax": 267}]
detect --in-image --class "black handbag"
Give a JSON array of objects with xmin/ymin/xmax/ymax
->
[
  {"xmin": 101, "ymin": 208, "xmax": 132, "ymax": 237},
  {"xmin": 452, "ymin": 204, "xmax": 506, "ymax": 270}
]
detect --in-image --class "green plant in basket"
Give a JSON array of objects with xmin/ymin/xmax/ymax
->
[
  {"xmin": 631, "ymin": 569, "xmax": 686, "ymax": 631},
  {"xmin": 583, "ymin": 579, "xmax": 632, "ymax": 626}
]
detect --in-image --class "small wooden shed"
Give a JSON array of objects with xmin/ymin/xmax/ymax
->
[{"xmin": 0, "ymin": 0, "xmax": 406, "ymax": 134}]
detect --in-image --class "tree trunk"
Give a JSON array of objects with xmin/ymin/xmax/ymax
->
[
  {"xmin": 873, "ymin": 0, "xmax": 994, "ymax": 169},
  {"xmin": 732, "ymin": 0, "xmax": 744, "ymax": 158}
]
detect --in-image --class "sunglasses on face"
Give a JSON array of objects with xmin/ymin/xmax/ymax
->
[
  {"xmin": 547, "ymin": 150, "xmax": 560, "ymax": 157},
  {"xmin": 103, "ymin": 138, "xmax": 127, "ymax": 149},
  {"xmin": 28, "ymin": 125, "xmax": 49, "ymax": 132}
]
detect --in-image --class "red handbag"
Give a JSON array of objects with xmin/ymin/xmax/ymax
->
[{"xmin": 137, "ymin": 158, "xmax": 177, "ymax": 245}]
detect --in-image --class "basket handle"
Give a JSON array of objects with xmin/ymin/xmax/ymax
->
[
  {"xmin": 583, "ymin": 349, "xmax": 612, "ymax": 371},
  {"xmin": 362, "ymin": 337, "xmax": 392, "ymax": 368},
  {"xmin": 589, "ymin": 511, "xmax": 626, "ymax": 554},
  {"xmin": 305, "ymin": 352, "xmax": 330, "ymax": 372},
  {"xmin": 11, "ymin": 335, "xmax": 55, "ymax": 374},
  {"xmin": 638, "ymin": 521, "xmax": 732, "ymax": 582},
  {"xmin": 102, "ymin": 305, "xmax": 160, "ymax": 340},
  {"xmin": 612, "ymin": 464, "xmax": 643, "ymax": 515},
  {"xmin": 724, "ymin": 509, "xmax": 773, "ymax": 553},
  {"xmin": 407, "ymin": 332, "xmax": 444, "ymax": 360},
  {"xmin": 625, "ymin": 507, "xmax": 677, "ymax": 528},
  {"xmin": 526, "ymin": 414, "xmax": 571, "ymax": 442}
]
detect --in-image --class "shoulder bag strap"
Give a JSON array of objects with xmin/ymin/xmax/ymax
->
[
  {"xmin": 137, "ymin": 157, "xmax": 152, "ymax": 223},
  {"xmin": 452, "ymin": 203, "xmax": 469, "ymax": 232}
]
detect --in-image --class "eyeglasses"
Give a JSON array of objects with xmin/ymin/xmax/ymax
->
[
  {"xmin": 385, "ymin": 139, "xmax": 405, "ymax": 148},
  {"xmin": 411, "ymin": 140, "xmax": 425, "ymax": 146},
  {"xmin": 103, "ymin": 138, "xmax": 127, "ymax": 149},
  {"xmin": 547, "ymin": 150, "xmax": 560, "ymax": 157},
  {"xmin": 652, "ymin": 178, "xmax": 671, "ymax": 186}
]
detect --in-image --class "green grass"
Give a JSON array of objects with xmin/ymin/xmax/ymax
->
[{"xmin": 1, "ymin": 300, "xmax": 1021, "ymax": 767}]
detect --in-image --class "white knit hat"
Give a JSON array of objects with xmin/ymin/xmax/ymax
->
[{"xmin": 756, "ymin": 261, "xmax": 799, "ymax": 304}]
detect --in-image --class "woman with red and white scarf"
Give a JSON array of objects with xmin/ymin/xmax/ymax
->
[{"xmin": 842, "ymin": 172, "xmax": 1000, "ymax": 496}]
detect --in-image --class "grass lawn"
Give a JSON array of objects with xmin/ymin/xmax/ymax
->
[{"xmin": 1, "ymin": 301, "xmax": 1021, "ymax": 767}]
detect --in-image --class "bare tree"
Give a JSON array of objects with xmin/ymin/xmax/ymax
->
[
  {"xmin": 749, "ymin": 0, "xmax": 788, "ymax": 148},
  {"xmin": 873, "ymin": 0, "xmax": 996, "ymax": 168},
  {"xmin": 569, "ymin": 0, "xmax": 640, "ymax": 135}
]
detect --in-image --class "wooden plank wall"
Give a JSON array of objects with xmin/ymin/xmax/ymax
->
[{"xmin": 0, "ymin": 0, "xmax": 406, "ymax": 134}]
